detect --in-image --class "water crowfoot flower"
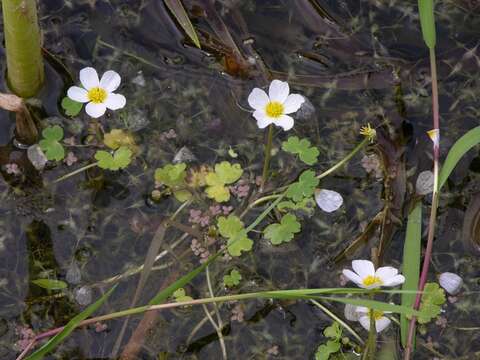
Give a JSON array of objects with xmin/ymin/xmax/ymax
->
[
  {"xmin": 67, "ymin": 67, "xmax": 126, "ymax": 118},
  {"xmin": 342, "ymin": 260, "xmax": 405, "ymax": 289},
  {"xmin": 247, "ymin": 80, "xmax": 305, "ymax": 131},
  {"xmin": 355, "ymin": 307, "xmax": 391, "ymax": 333}
]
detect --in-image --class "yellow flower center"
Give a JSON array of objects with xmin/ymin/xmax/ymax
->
[
  {"xmin": 87, "ymin": 87, "xmax": 107, "ymax": 104},
  {"xmin": 265, "ymin": 101, "xmax": 284, "ymax": 118},
  {"xmin": 362, "ymin": 275, "xmax": 383, "ymax": 287},
  {"xmin": 370, "ymin": 309, "xmax": 384, "ymax": 321}
]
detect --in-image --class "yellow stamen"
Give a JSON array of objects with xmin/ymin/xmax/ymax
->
[
  {"xmin": 87, "ymin": 87, "xmax": 107, "ymax": 104},
  {"xmin": 362, "ymin": 275, "xmax": 383, "ymax": 287},
  {"xmin": 370, "ymin": 309, "xmax": 384, "ymax": 320},
  {"xmin": 265, "ymin": 101, "xmax": 284, "ymax": 118},
  {"xmin": 359, "ymin": 123, "xmax": 377, "ymax": 142}
]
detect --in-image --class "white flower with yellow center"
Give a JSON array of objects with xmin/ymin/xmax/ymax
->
[
  {"xmin": 342, "ymin": 260, "xmax": 405, "ymax": 289},
  {"xmin": 355, "ymin": 307, "xmax": 391, "ymax": 333},
  {"xmin": 247, "ymin": 80, "xmax": 305, "ymax": 131},
  {"xmin": 67, "ymin": 67, "xmax": 126, "ymax": 118}
]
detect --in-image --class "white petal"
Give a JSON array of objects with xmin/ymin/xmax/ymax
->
[
  {"xmin": 315, "ymin": 189, "xmax": 343, "ymax": 213},
  {"xmin": 352, "ymin": 260, "xmax": 375, "ymax": 279},
  {"xmin": 248, "ymin": 88, "xmax": 270, "ymax": 110},
  {"xmin": 342, "ymin": 270, "xmax": 363, "ymax": 286},
  {"xmin": 253, "ymin": 110, "xmax": 272, "ymax": 129},
  {"xmin": 273, "ymin": 114, "xmax": 294, "ymax": 131},
  {"xmin": 67, "ymin": 86, "xmax": 89, "ymax": 103},
  {"xmin": 268, "ymin": 80, "xmax": 289, "ymax": 103},
  {"xmin": 375, "ymin": 267, "xmax": 398, "ymax": 283},
  {"xmin": 439, "ymin": 272, "xmax": 463, "ymax": 295},
  {"xmin": 85, "ymin": 102, "xmax": 107, "ymax": 118},
  {"xmin": 344, "ymin": 304, "xmax": 360, "ymax": 321},
  {"xmin": 80, "ymin": 67, "xmax": 100, "ymax": 90},
  {"xmin": 355, "ymin": 306, "xmax": 369, "ymax": 314},
  {"xmin": 100, "ymin": 70, "xmax": 121, "ymax": 92},
  {"xmin": 375, "ymin": 317, "xmax": 391, "ymax": 333},
  {"xmin": 105, "ymin": 93, "xmax": 126, "ymax": 110},
  {"xmin": 358, "ymin": 316, "xmax": 371, "ymax": 331},
  {"xmin": 382, "ymin": 274, "xmax": 405, "ymax": 287},
  {"xmin": 283, "ymin": 94, "xmax": 305, "ymax": 114}
]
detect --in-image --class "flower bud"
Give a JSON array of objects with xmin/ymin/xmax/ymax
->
[{"xmin": 439, "ymin": 272, "xmax": 463, "ymax": 295}]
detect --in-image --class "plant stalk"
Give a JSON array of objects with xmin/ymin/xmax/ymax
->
[
  {"xmin": 2, "ymin": 0, "xmax": 44, "ymax": 97},
  {"xmin": 404, "ymin": 47, "xmax": 440, "ymax": 360},
  {"xmin": 261, "ymin": 124, "xmax": 274, "ymax": 189}
]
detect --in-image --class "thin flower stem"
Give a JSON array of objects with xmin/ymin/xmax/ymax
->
[
  {"xmin": 261, "ymin": 124, "xmax": 274, "ymax": 190},
  {"xmin": 205, "ymin": 266, "xmax": 227, "ymax": 360},
  {"xmin": 404, "ymin": 47, "xmax": 440, "ymax": 360},
  {"xmin": 53, "ymin": 162, "xmax": 99, "ymax": 183},
  {"xmin": 310, "ymin": 300, "xmax": 364, "ymax": 345},
  {"xmin": 317, "ymin": 138, "xmax": 369, "ymax": 180}
]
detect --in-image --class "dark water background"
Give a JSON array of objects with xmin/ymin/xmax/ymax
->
[{"xmin": 1, "ymin": 0, "xmax": 480, "ymax": 359}]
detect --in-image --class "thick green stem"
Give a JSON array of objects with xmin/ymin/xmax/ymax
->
[
  {"xmin": 2, "ymin": 0, "xmax": 44, "ymax": 97},
  {"xmin": 261, "ymin": 124, "xmax": 274, "ymax": 189}
]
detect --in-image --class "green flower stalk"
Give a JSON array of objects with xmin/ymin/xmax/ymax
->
[{"xmin": 2, "ymin": 0, "xmax": 44, "ymax": 98}]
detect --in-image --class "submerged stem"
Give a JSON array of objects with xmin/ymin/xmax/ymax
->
[
  {"xmin": 53, "ymin": 162, "xmax": 99, "ymax": 183},
  {"xmin": 261, "ymin": 124, "xmax": 274, "ymax": 189}
]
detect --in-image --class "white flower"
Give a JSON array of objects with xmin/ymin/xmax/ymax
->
[
  {"xmin": 439, "ymin": 272, "xmax": 463, "ymax": 295},
  {"xmin": 356, "ymin": 307, "xmax": 391, "ymax": 333},
  {"xmin": 342, "ymin": 260, "xmax": 405, "ymax": 289},
  {"xmin": 344, "ymin": 304, "xmax": 360, "ymax": 322},
  {"xmin": 67, "ymin": 67, "xmax": 126, "ymax": 118},
  {"xmin": 247, "ymin": 80, "xmax": 304, "ymax": 131},
  {"xmin": 315, "ymin": 189, "xmax": 343, "ymax": 213}
]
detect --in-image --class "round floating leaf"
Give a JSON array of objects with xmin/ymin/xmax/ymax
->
[
  {"xmin": 61, "ymin": 97, "xmax": 83, "ymax": 117},
  {"xmin": 95, "ymin": 146, "xmax": 132, "ymax": 170},
  {"xmin": 39, "ymin": 125, "xmax": 65, "ymax": 161}
]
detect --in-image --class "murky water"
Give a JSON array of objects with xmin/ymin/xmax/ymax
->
[{"xmin": 1, "ymin": 0, "xmax": 480, "ymax": 359}]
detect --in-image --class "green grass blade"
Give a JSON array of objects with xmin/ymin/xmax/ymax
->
[
  {"xmin": 438, "ymin": 126, "xmax": 480, "ymax": 191},
  {"xmin": 148, "ymin": 252, "xmax": 221, "ymax": 305},
  {"xmin": 164, "ymin": 0, "xmax": 201, "ymax": 48},
  {"xmin": 418, "ymin": 0, "xmax": 436, "ymax": 49},
  {"xmin": 25, "ymin": 284, "xmax": 118, "ymax": 360},
  {"xmin": 400, "ymin": 202, "xmax": 422, "ymax": 347}
]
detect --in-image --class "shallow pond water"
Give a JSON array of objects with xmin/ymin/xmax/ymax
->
[{"xmin": 1, "ymin": 0, "xmax": 480, "ymax": 359}]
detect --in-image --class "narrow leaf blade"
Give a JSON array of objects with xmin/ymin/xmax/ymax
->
[
  {"xmin": 25, "ymin": 285, "xmax": 118, "ymax": 360},
  {"xmin": 400, "ymin": 202, "xmax": 422, "ymax": 347},
  {"xmin": 164, "ymin": 0, "xmax": 201, "ymax": 48},
  {"xmin": 418, "ymin": 0, "xmax": 436, "ymax": 49},
  {"xmin": 438, "ymin": 126, "xmax": 480, "ymax": 190}
]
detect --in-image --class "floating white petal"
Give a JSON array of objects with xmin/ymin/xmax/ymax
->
[
  {"xmin": 416, "ymin": 170, "xmax": 434, "ymax": 195},
  {"xmin": 439, "ymin": 272, "xmax": 463, "ymax": 295},
  {"xmin": 315, "ymin": 189, "xmax": 343, "ymax": 213}
]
